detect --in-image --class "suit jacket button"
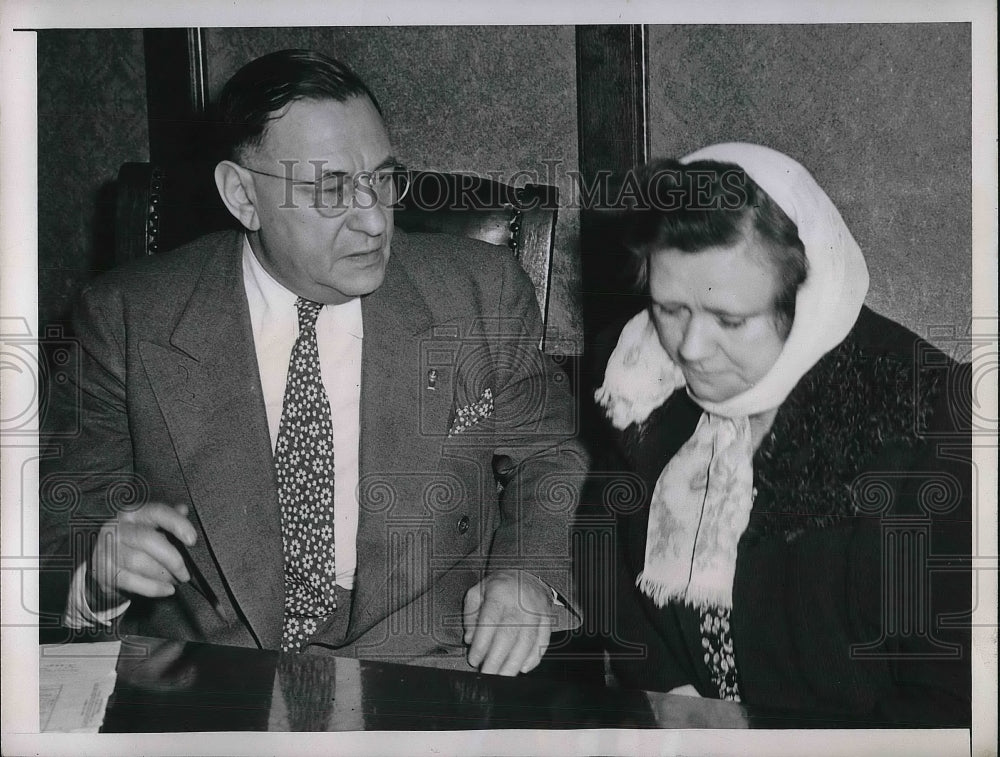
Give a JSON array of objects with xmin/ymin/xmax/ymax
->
[{"xmin": 457, "ymin": 515, "xmax": 470, "ymax": 534}]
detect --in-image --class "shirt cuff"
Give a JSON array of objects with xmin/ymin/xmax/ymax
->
[
  {"xmin": 63, "ymin": 562, "xmax": 130, "ymax": 629},
  {"xmin": 551, "ymin": 587, "xmax": 565, "ymax": 608},
  {"xmin": 519, "ymin": 570, "xmax": 580, "ymax": 633}
]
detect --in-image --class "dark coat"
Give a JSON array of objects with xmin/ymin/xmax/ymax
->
[
  {"xmin": 588, "ymin": 306, "xmax": 971, "ymax": 726},
  {"xmin": 40, "ymin": 228, "xmax": 587, "ymax": 663}
]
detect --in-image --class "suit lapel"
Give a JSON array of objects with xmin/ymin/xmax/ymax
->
[
  {"xmin": 350, "ymin": 233, "xmax": 455, "ymax": 638},
  {"xmin": 139, "ymin": 234, "xmax": 284, "ymax": 649}
]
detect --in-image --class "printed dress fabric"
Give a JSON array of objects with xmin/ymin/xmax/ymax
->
[{"xmin": 699, "ymin": 604, "xmax": 740, "ymax": 700}]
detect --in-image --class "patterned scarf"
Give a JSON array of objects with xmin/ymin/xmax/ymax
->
[{"xmin": 595, "ymin": 143, "xmax": 870, "ymax": 609}]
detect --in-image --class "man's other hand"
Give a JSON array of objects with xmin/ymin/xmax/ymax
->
[
  {"xmin": 463, "ymin": 569, "xmax": 555, "ymax": 676},
  {"xmin": 88, "ymin": 502, "xmax": 197, "ymax": 607}
]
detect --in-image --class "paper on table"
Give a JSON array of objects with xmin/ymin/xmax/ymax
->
[{"xmin": 39, "ymin": 640, "xmax": 121, "ymax": 733}]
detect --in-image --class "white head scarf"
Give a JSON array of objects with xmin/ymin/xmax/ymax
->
[{"xmin": 595, "ymin": 143, "xmax": 869, "ymax": 609}]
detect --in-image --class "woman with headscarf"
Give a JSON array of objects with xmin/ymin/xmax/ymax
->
[{"xmin": 590, "ymin": 143, "xmax": 971, "ymax": 725}]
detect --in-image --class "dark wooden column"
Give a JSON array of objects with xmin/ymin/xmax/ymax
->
[
  {"xmin": 570, "ymin": 28, "xmax": 651, "ymax": 663},
  {"xmin": 143, "ymin": 28, "xmax": 209, "ymax": 165},
  {"xmin": 575, "ymin": 25, "xmax": 649, "ymax": 345},
  {"xmin": 137, "ymin": 29, "xmax": 231, "ymax": 255}
]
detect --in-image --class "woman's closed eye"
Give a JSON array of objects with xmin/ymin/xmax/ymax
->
[
  {"xmin": 653, "ymin": 303, "xmax": 687, "ymax": 319},
  {"xmin": 717, "ymin": 315, "xmax": 747, "ymax": 330}
]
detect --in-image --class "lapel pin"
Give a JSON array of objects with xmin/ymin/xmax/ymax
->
[{"xmin": 426, "ymin": 369, "xmax": 438, "ymax": 390}]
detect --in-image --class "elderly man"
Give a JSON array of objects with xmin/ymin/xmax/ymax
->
[{"xmin": 40, "ymin": 49, "xmax": 586, "ymax": 676}]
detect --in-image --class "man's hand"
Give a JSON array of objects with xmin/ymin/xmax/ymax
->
[
  {"xmin": 463, "ymin": 569, "xmax": 555, "ymax": 676},
  {"xmin": 87, "ymin": 502, "xmax": 197, "ymax": 608}
]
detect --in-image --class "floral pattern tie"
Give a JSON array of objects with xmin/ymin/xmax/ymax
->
[{"xmin": 275, "ymin": 298, "xmax": 337, "ymax": 652}]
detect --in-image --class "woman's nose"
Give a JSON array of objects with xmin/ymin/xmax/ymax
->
[{"xmin": 678, "ymin": 315, "xmax": 714, "ymax": 362}]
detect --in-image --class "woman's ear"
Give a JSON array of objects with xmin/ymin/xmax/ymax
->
[{"xmin": 214, "ymin": 160, "xmax": 260, "ymax": 231}]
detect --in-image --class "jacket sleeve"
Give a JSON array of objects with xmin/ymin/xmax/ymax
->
[
  {"xmin": 39, "ymin": 281, "xmax": 137, "ymax": 632},
  {"xmin": 731, "ymin": 363, "xmax": 972, "ymax": 726},
  {"xmin": 481, "ymin": 250, "xmax": 590, "ymax": 621}
]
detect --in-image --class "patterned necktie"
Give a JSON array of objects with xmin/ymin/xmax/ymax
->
[{"xmin": 275, "ymin": 297, "xmax": 337, "ymax": 652}]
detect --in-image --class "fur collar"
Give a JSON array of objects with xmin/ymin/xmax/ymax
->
[{"xmin": 747, "ymin": 325, "xmax": 941, "ymax": 541}]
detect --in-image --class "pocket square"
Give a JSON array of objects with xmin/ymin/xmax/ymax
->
[{"xmin": 448, "ymin": 388, "xmax": 494, "ymax": 437}]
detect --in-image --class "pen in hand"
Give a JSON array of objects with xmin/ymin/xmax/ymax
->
[{"xmin": 164, "ymin": 515, "xmax": 230, "ymax": 623}]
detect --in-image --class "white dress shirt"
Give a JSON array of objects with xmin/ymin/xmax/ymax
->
[
  {"xmin": 66, "ymin": 236, "xmax": 363, "ymax": 626},
  {"xmin": 242, "ymin": 237, "xmax": 362, "ymax": 590}
]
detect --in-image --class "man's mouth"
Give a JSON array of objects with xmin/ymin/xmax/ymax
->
[{"xmin": 346, "ymin": 247, "xmax": 382, "ymax": 261}]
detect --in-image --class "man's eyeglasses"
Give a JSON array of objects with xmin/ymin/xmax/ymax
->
[{"xmin": 239, "ymin": 162, "xmax": 411, "ymax": 218}]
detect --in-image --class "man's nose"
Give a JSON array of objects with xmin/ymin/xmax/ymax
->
[
  {"xmin": 346, "ymin": 191, "xmax": 389, "ymax": 235},
  {"xmin": 678, "ymin": 314, "xmax": 714, "ymax": 363}
]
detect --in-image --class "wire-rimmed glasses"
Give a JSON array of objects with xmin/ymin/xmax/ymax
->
[{"xmin": 239, "ymin": 161, "xmax": 410, "ymax": 217}]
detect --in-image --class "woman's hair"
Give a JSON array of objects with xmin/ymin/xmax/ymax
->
[
  {"xmin": 216, "ymin": 49, "xmax": 382, "ymax": 163},
  {"xmin": 624, "ymin": 158, "xmax": 808, "ymax": 336}
]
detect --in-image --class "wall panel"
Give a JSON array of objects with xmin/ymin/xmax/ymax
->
[
  {"xmin": 647, "ymin": 24, "xmax": 971, "ymax": 345},
  {"xmin": 37, "ymin": 29, "xmax": 149, "ymax": 330}
]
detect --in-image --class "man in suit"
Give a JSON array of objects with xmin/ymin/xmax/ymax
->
[{"xmin": 40, "ymin": 49, "xmax": 587, "ymax": 676}]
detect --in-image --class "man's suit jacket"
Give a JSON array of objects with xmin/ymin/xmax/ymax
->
[{"xmin": 40, "ymin": 228, "xmax": 587, "ymax": 663}]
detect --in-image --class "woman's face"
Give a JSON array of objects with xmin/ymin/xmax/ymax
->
[{"xmin": 648, "ymin": 238, "xmax": 789, "ymax": 403}]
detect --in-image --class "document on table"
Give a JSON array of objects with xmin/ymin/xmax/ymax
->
[{"xmin": 39, "ymin": 640, "xmax": 121, "ymax": 733}]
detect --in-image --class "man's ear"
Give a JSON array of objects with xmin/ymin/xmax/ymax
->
[{"xmin": 214, "ymin": 160, "xmax": 260, "ymax": 231}]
